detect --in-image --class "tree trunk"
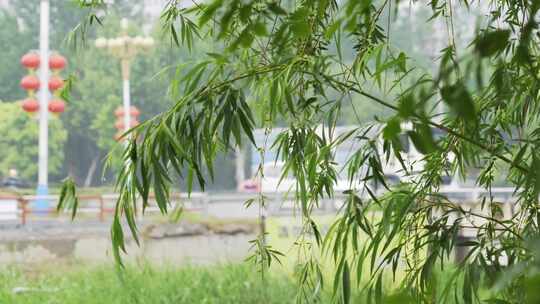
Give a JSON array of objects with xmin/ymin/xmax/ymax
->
[{"xmin": 83, "ymin": 154, "xmax": 99, "ymax": 187}]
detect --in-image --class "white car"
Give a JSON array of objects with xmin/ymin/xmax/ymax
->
[{"xmin": 241, "ymin": 162, "xmax": 367, "ymax": 194}]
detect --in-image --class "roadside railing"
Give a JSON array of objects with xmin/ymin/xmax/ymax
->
[
  {"xmin": 0, "ymin": 193, "xmax": 208, "ymax": 225},
  {"xmin": 0, "ymin": 194, "xmax": 26, "ymax": 225},
  {"xmin": 0, "ymin": 187, "xmax": 520, "ymax": 225}
]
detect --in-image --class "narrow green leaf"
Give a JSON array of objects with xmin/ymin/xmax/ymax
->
[{"xmin": 342, "ymin": 261, "xmax": 351, "ymax": 304}]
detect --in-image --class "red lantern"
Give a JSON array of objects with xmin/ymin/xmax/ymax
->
[
  {"xmin": 114, "ymin": 106, "xmax": 140, "ymax": 118},
  {"xmin": 21, "ymin": 52, "xmax": 40, "ymax": 70},
  {"xmin": 48, "ymin": 76, "xmax": 64, "ymax": 91},
  {"xmin": 49, "ymin": 54, "xmax": 67, "ymax": 70},
  {"xmin": 21, "ymin": 98, "xmax": 39, "ymax": 113},
  {"xmin": 20, "ymin": 75, "xmax": 40, "ymax": 91},
  {"xmin": 48, "ymin": 99, "xmax": 66, "ymax": 113},
  {"xmin": 114, "ymin": 119, "xmax": 139, "ymax": 130}
]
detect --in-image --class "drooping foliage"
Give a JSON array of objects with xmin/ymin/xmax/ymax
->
[{"xmin": 61, "ymin": 0, "xmax": 540, "ymax": 302}]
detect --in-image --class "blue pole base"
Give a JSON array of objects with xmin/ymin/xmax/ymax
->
[{"xmin": 35, "ymin": 184, "xmax": 50, "ymax": 213}]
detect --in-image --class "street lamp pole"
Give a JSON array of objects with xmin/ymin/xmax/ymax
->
[
  {"xmin": 122, "ymin": 59, "xmax": 131, "ymax": 134},
  {"xmin": 37, "ymin": 0, "xmax": 50, "ymax": 200},
  {"xmin": 95, "ymin": 18, "xmax": 154, "ymax": 136}
]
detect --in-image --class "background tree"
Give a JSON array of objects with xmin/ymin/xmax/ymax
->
[
  {"xmin": 0, "ymin": 1, "xmax": 240, "ymax": 188},
  {"xmin": 0, "ymin": 102, "xmax": 66, "ymax": 181},
  {"xmin": 0, "ymin": 9, "xmax": 33, "ymax": 102}
]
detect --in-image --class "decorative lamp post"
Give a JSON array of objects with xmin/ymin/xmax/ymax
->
[
  {"xmin": 18, "ymin": 0, "xmax": 69, "ymax": 207},
  {"xmin": 34, "ymin": 0, "xmax": 51, "ymax": 204},
  {"xmin": 19, "ymin": 46, "xmax": 67, "ymax": 207},
  {"xmin": 95, "ymin": 18, "xmax": 154, "ymax": 140}
]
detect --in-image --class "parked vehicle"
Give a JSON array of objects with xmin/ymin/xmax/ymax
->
[
  {"xmin": 1, "ymin": 169, "xmax": 30, "ymax": 189},
  {"xmin": 241, "ymin": 125, "xmax": 458, "ymax": 193}
]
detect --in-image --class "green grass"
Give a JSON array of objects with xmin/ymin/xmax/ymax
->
[
  {"xmin": 0, "ymin": 264, "xmax": 299, "ymax": 304},
  {"xmin": 0, "ymin": 261, "xmax": 484, "ymax": 303}
]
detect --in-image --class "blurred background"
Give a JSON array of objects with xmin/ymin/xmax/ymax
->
[{"xmin": 0, "ymin": 0, "xmax": 482, "ymax": 192}]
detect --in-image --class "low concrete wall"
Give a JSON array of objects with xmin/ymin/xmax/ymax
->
[{"xmin": 0, "ymin": 234, "xmax": 255, "ymax": 265}]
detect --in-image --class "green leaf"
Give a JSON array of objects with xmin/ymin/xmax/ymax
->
[
  {"xmin": 397, "ymin": 52, "xmax": 407, "ymax": 72},
  {"xmin": 57, "ymin": 177, "xmax": 79, "ymax": 221},
  {"xmin": 238, "ymin": 30, "xmax": 254, "ymax": 48},
  {"xmin": 475, "ymin": 29, "xmax": 510, "ymax": 57},
  {"xmin": 170, "ymin": 23, "xmax": 179, "ymax": 46},
  {"xmin": 342, "ymin": 261, "xmax": 351, "ymax": 304},
  {"xmin": 375, "ymin": 273, "xmax": 383, "ymax": 304},
  {"xmin": 243, "ymin": 198, "xmax": 255, "ymax": 208},
  {"xmin": 289, "ymin": 8, "xmax": 311, "ymax": 38},
  {"xmin": 110, "ymin": 214, "xmax": 126, "ymax": 267},
  {"xmin": 382, "ymin": 117, "xmax": 401, "ymax": 141},
  {"xmin": 239, "ymin": 4, "xmax": 252, "ymax": 22},
  {"xmin": 267, "ymin": 2, "xmax": 287, "ymax": 15},
  {"xmin": 397, "ymin": 94, "xmax": 415, "ymax": 118},
  {"xmin": 440, "ymin": 82, "xmax": 476, "ymax": 122},
  {"xmin": 407, "ymin": 123, "xmax": 437, "ymax": 155},
  {"xmin": 311, "ymin": 220, "xmax": 322, "ymax": 246},
  {"xmin": 324, "ymin": 20, "xmax": 341, "ymax": 39},
  {"xmin": 199, "ymin": 0, "xmax": 223, "ymax": 27},
  {"xmin": 252, "ymin": 22, "xmax": 267, "ymax": 36},
  {"xmin": 169, "ymin": 204, "xmax": 184, "ymax": 223}
]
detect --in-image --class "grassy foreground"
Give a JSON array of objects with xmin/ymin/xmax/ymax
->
[{"xmin": 0, "ymin": 264, "xmax": 299, "ymax": 304}]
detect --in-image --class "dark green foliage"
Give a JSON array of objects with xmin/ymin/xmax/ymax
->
[
  {"xmin": 57, "ymin": 177, "xmax": 79, "ymax": 220},
  {"xmin": 440, "ymin": 82, "xmax": 476, "ymax": 122},
  {"xmin": 475, "ymin": 30, "xmax": 511, "ymax": 58},
  {"xmin": 58, "ymin": 0, "xmax": 540, "ymax": 303}
]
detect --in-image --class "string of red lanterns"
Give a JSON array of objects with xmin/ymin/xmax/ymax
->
[
  {"xmin": 20, "ymin": 51, "xmax": 67, "ymax": 115},
  {"xmin": 114, "ymin": 106, "xmax": 140, "ymax": 141}
]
